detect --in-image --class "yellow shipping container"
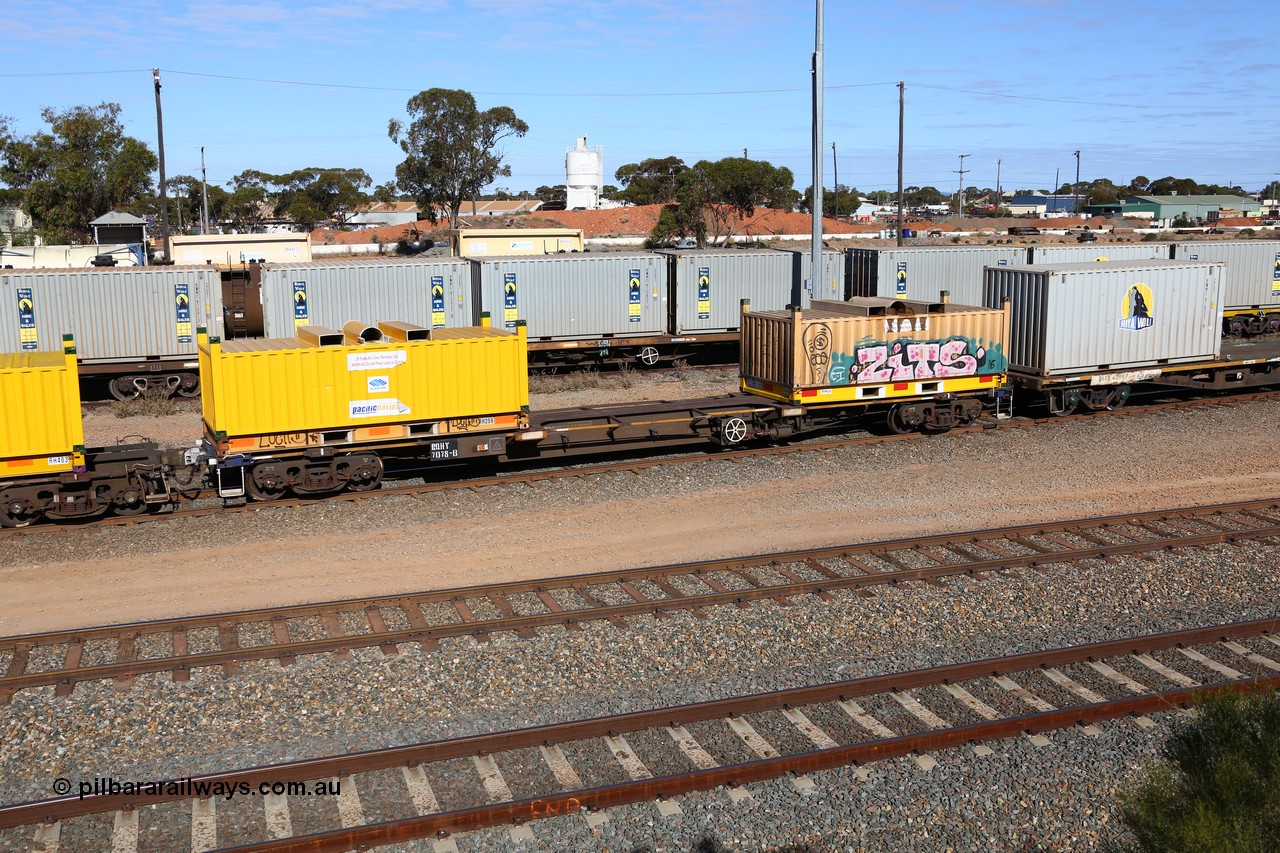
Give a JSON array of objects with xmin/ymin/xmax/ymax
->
[
  {"xmin": 199, "ymin": 320, "xmax": 529, "ymax": 444},
  {"xmin": 740, "ymin": 297, "xmax": 1011, "ymax": 405},
  {"xmin": 0, "ymin": 336, "xmax": 85, "ymax": 476}
]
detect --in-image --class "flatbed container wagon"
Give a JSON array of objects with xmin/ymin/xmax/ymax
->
[
  {"xmin": 200, "ymin": 318, "xmax": 531, "ymax": 500},
  {"xmin": 983, "ymin": 259, "xmax": 1226, "ymax": 413}
]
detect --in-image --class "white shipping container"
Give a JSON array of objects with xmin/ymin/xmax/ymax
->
[
  {"xmin": 1027, "ymin": 243, "xmax": 1174, "ymax": 264},
  {"xmin": 0, "ymin": 266, "xmax": 223, "ymax": 362},
  {"xmin": 661, "ymin": 249, "xmax": 821, "ymax": 333},
  {"xmin": 769, "ymin": 248, "xmax": 846, "ymax": 303},
  {"xmin": 983, "ymin": 260, "xmax": 1223, "ymax": 376},
  {"xmin": 260, "ymin": 258, "xmax": 476, "ymax": 338},
  {"xmin": 470, "ymin": 253, "xmax": 667, "ymax": 340},
  {"xmin": 1173, "ymin": 239, "xmax": 1280, "ymax": 309},
  {"xmin": 848, "ymin": 246, "xmax": 1030, "ymax": 306}
]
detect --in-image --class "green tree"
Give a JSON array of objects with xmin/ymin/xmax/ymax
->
[
  {"xmin": 272, "ymin": 168, "xmax": 371, "ymax": 229},
  {"xmin": 800, "ymin": 183, "xmax": 859, "ymax": 216},
  {"xmin": 614, "ymin": 156, "xmax": 687, "ymax": 206},
  {"xmin": 371, "ymin": 181, "xmax": 401, "ymax": 204},
  {"xmin": 0, "ymin": 103, "xmax": 157, "ymax": 244},
  {"xmin": 388, "ymin": 88, "xmax": 528, "ymax": 230},
  {"xmin": 1258, "ymin": 180, "xmax": 1280, "ymax": 200},
  {"xmin": 535, "ymin": 184, "xmax": 567, "ymax": 210},
  {"xmin": 670, "ymin": 157, "xmax": 797, "ymax": 246},
  {"xmin": 1119, "ymin": 689, "xmax": 1280, "ymax": 852}
]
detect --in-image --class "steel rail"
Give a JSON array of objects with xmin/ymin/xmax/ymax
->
[
  {"xmin": 216, "ymin": 676, "xmax": 1280, "ymax": 853},
  {"xmin": 1, "ymin": 617, "xmax": 1274, "ymax": 831},
  {"xmin": 2, "ymin": 500, "xmax": 1278, "ymax": 695}
]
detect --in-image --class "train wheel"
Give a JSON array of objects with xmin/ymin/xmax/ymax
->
[
  {"xmin": 246, "ymin": 470, "xmax": 288, "ymax": 502},
  {"xmin": 1264, "ymin": 313, "xmax": 1280, "ymax": 335},
  {"xmin": 344, "ymin": 456, "xmax": 384, "ymax": 493},
  {"xmin": 637, "ymin": 346, "xmax": 661, "ymax": 367},
  {"xmin": 885, "ymin": 405, "xmax": 921, "ymax": 435},
  {"xmin": 0, "ymin": 499, "xmax": 36, "ymax": 528},
  {"xmin": 109, "ymin": 377, "xmax": 143, "ymax": 401},
  {"xmin": 175, "ymin": 373, "xmax": 201, "ymax": 398}
]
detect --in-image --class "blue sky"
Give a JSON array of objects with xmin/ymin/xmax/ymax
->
[{"xmin": 4, "ymin": 0, "xmax": 1277, "ymax": 198}]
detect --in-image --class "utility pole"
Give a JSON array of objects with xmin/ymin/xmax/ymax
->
[
  {"xmin": 152, "ymin": 68, "xmax": 171, "ymax": 263},
  {"xmin": 954, "ymin": 153, "xmax": 971, "ymax": 219},
  {"xmin": 995, "ymin": 159, "xmax": 1002, "ymax": 211},
  {"xmin": 802, "ymin": 0, "xmax": 823, "ymax": 310},
  {"xmin": 743, "ymin": 148, "xmax": 748, "ymax": 159},
  {"xmin": 1053, "ymin": 167, "xmax": 1060, "ymax": 213},
  {"xmin": 200, "ymin": 146, "xmax": 210, "ymax": 235},
  {"xmin": 831, "ymin": 141, "xmax": 838, "ymax": 219},
  {"xmin": 897, "ymin": 82, "xmax": 905, "ymax": 247},
  {"xmin": 1073, "ymin": 150, "xmax": 1081, "ymax": 218}
]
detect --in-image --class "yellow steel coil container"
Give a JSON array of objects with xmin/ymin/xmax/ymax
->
[
  {"xmin": 0, "ymin": 336, "xmax": 85, "ymax": 476},
  {"xmin": 740, "ymin": 297, "xmax": 1011, "ymax": 404},
  {"xmin": 199, "ymin": 322, "xmax": 529, "ymax": 441}
]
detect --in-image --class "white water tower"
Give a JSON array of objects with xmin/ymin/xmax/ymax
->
[{"xmin": 565, "ymin": 136, "xmax": 603, "ymax": 210}]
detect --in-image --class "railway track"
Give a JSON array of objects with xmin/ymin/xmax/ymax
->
[
  {"xmin": 7, "ymin": 386, "xmax": 1280, "ymax": 541},
  {"xmin": 2, "ymin": 619, "xmax": 1276, "ymax": 851},
  {"xmin": 3, "ymin": 497, "xmax": 1278, "ymax": 703}
]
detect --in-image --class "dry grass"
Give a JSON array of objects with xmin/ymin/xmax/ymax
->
[{"xmin": 108, "ymin": 387, "xmax": 180, "ymax": 418}]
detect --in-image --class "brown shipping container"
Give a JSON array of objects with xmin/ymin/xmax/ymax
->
[{"xmin": 741, "ymin": 297, "xmax": 1011, "ymax": 398}]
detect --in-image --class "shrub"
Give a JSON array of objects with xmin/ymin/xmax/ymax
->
[
  {"xmin": 109, "ymin": 387, "xmax": 179, "ymax": 418},
  {"xmin": 1117, "ymin": 689, "xmax": 1280, "ymax": 852}
]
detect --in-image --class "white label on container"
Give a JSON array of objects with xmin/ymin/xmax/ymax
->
[
  {"xmin": 508, "ymin": 240, "xmax": 534, "ymax": 250},
  {"xmin": 1089, "ymin": 369, "xmax": 1161, "ymax": 386},
  {"xmin": 47, "ymin": 455, "xmax": 71, "ymax": 465},
  {"xmin": 367, "ymin": 375, "xmax": 389, "ymax": 393},
  {"xmin": 347, "ymin": 351, "xmax": 407, "ymax": 371},
  {"xmin": 349, "ymin": 398, "xmax": 410, "ymax": 418}
]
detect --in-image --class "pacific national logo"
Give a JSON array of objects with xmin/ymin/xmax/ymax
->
[{"xmin": 1118, "ymin": 283, "xmax": 1154, "ymax": 332}]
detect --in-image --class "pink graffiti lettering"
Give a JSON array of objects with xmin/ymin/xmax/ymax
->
[{"xmin": 852, "ymin": 338, "xmax": 983, "ymax": 384}]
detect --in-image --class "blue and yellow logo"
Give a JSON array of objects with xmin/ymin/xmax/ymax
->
[{"xmin": 1118, "ymin": 283, "xmax": 1154, "ymax": 331}]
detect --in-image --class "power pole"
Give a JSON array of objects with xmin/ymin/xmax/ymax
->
[
  {"xmin": 743, "ymin": 148, "xmax": 748, "ymax": 159},
  {"xmin": 152, "ymin": 68, "xmax": 171, "ymax": 263},
  {"xmin": 831, "ymin": 141, "xmax": 838, "ymax": 219},
  {"xmin": 1073, "ymin": 150, "xmax": 1081, "ymax": 218},
  {"xmin": 955, "ymin": 153, "xmax": 971, "ymax": 219},
  {"xmin": 200, "ymin": 146, "xmax": 210, "ymax": 235},
  {"xmin": 897, "ymin": 82, "xmax": 905, "ymax": 247},
  {"xmin": 995, "ymin": 159, "xmax": 1002, "ymax": 211},
  {"xmin": 802, "ymin": 0, "xmax": 823, "ymax": 310},
  {"xmin": 1053, "ymin": 167, "xmax": 1060, "ymax": 213}
]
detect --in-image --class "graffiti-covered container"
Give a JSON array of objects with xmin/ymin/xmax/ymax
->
[
  {"xmin": 983, "ymin": 260, "xmax": 1224, "ymax": 377},
  {"xmin": 739, "ymin": 296, "xmax": 1011, "ymax": 404}
]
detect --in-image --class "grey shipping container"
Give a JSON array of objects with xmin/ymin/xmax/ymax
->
[
  {"xmin": 470, "ymin": 253, "xmax": 667, "ymax": 340},
  {"xmin": 259, "ymin": 258, "xmax": 476, "ymax": 338},
  {"xmin": 1172, "ymin": 240, "xmax": 1280, "ymax": 310},
  {"xmin": 660, "ymin": 249, "xmax": 821, "ymax": 333},
  {"xmin": 847, "ymin": 246, "xmax": 1030, "ymax": 306},
  {"xmin": 983, "ymin": 260, "xmax": 1224, "ymax": 376},
  {"xmin": 0, "ymin": 265, "xmax": 223, "ymax": 362},
  {"xmin": 1027, "ymin": 243, "xmax": 1174, "ymax": 264},
  {"xmin": 769, "ymin": 248, "xmax": 845, "ymax": 303}
]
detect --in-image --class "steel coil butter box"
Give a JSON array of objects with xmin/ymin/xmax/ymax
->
[
  {"xmin": 199, "ymin": 321, "xmax": 528, "ymax": 441},
  {"xmin": 0, "ymin": 336, "xmax": 84, "ymax": 475}
]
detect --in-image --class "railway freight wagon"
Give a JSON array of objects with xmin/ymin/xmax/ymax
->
[
  {"xmin": 847, "ymin": 246, "xmax": 1030, "ymax": 306},
  {"xmin": 469, "ymin": 253, "xmax": 671, "ymax": 365},
  {"xmin": 983, "ymin": 259, "xmax": 1225, "ymax": 414},
  {"xmin": 259, "ymin": 258, "xmax": 477, "ymax": 339},
  {"xmin": 200, "ymin": 319, "xmax": 531, "ymax": 501},
  {"xmin": 1172, "ymin": 240, "xmax": 1280, "ymax": 334},
  {"xmin": 0, "ymin": 336, "xmax": 181, "ymax": 527},
  {"xmin": 0, "ymin": 266, "xmax": 223, "ymax": 399},
  {"xmin": 740, "ymin": 294, "xmax": 1012, "ymax": 433},
  {"xmin": 659, "ymin": 248, "xmax": 843, "ymax": 334}
]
